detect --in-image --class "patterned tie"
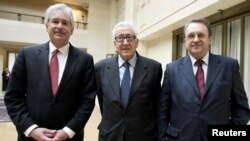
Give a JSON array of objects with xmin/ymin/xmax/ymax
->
[
  {"xmin": 50, "ymin": 49, "xmax": 59, "ymax": 96},
  {"xmin": 195, "ymin": 60, "xmax": 205, "ymax": 100},
  {"xmin": 120, "ymin": 62, "xmax": 131, "ymax": 108}
]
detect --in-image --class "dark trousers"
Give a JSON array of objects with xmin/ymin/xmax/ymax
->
[{"xmin": 2, "ymin": 79, "xmax": 9, "ymax": 91}]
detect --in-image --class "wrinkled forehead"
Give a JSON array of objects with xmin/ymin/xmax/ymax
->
[{"xmin": 116, "ymin": 26, "xmax": 135, "ymax": 36}]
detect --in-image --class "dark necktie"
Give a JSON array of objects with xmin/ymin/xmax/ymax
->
[
  {"xmin": 195, "ymin": 60, "xmax": 205, "ymax": 100},
  {"xmin": 50, "ymin": 49, "xmax": 59, "ymax": 96},
  {"xmin": 120, "ymin": 62, "xmax": 131, "ymax": 108}
]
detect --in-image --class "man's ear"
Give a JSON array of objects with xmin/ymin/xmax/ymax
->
[{"xmin": 71, "ymin": 28, "xmax": 74, "ymax": 35}]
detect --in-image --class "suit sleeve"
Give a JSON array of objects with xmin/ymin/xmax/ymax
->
[
  {"xmin": 4, "ymin": 48, "xmax": 36, "ymax": 134},
  {"xmin": 158, "ymin": 64, "xmax": 172, "ymax": 141},
  {"xmin": 230, "ymin": 60, "xmax": 250, "ymax": 124},
  {"xmin": 66, "ymin": 55, "xmax": 97, "ymax": 132},
  {"xmin": 94, "ymin": 61, "xmax": 104, "ymax": 115}
]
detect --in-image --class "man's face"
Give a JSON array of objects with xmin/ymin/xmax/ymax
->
[
  {"xmin": 114, "ymin": 26, "xmax": 138, "ymax": 61},
  {"xmin": 184, "ymin": 23, "xmax": 211, "ymax": 60},
  {"xmin": 46, "ymin": 10, "xmax": 73, "ymax": 47}
]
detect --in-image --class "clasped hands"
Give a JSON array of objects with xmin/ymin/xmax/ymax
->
[{"xmin": 29, "ymin": 127, "xmax": 69, "ymax": 141}]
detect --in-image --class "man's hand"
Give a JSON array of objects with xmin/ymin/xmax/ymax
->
[
  {"xmin": 50, "ymin": 129, "xmax": 69, "ymax": 141},
  {"xmin": 29, "ymin": 127, "xmax": 57, "ymax": 141}
]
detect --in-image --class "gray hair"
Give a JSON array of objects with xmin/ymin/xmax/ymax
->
[
  {"xmin": 184, "ymin": 19, "xmax": 212, "ymax": 37},
  {"xmin": 112, "ymin": 21, "xmax": 137, "ymax": 37},
  {"xmin": 44, "ymin": 3, "xmax": 75, "ymax": 29}
]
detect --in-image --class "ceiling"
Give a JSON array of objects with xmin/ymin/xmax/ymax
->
[{"xmin": 52, "ymin": 0, "xmax": 89, "ymax": 10}]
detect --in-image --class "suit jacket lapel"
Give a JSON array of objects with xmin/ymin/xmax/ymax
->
[
  {"xmin": 180, "ymin": 56, "xmax": 200, "ymax": 96},
  {"xmin": 106, "ymin": 57, "xmax": 120, "ymax": 99},
  {"xmin": 37, "ymin": 42, "xmax": 53, "ymax": 98},
  {"xmin": 205, "ymin": 53, "xmax": 222, "ymax": 95},
  {"xmin": 57, "ymin": 45, "xmax": 79, "ymax": 96},
  {"xmin": 130, "ymin": 55, "xmax": 147, "ymax": 99}
]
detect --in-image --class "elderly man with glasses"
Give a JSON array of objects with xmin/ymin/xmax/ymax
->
[{"xmin": 94, "ymin": 21, "xmax": 163, "ymax": 141}]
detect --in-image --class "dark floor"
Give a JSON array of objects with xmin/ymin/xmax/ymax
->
[{"xmin": 0, "ymin": 96, "xmax": 10, "ymax": 122}]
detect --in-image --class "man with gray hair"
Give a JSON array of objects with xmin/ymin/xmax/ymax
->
[
  {"xmin": 4, "ymin": 3, "xmax": 96, "ymax": 141},
  {"xmin": 95, "ymin": 21, "xmax": 162, "ymax": 141}
]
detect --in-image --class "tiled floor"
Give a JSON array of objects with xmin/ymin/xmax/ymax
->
[{"xmin": 0, "ymin": 91, "xmax": 101, "ymax": 141}]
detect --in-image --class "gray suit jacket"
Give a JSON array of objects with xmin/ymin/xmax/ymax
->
[
  {"xmin": 158, "ymin": 53, "xmax": 250, "ymax": 141},
  {"xmin": 95, "ymin": 52, "xmax": 162, "ymax": 141},
  {"xmin": 4, "ymin": 42, "xmax": 96, "ymax": 141}
]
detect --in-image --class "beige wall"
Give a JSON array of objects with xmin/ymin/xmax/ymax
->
[
  {"xmin": 87, "ymin": 0, "xmax": 112, "ymax": 62},
  {"xmin": 131, "ymin": 0, "xmax": 246, "ymax": 71},
  {"xmin": 0, "ymin": 0, "xmax": 247, "ymax": 64},
  {"xmin": 0, "ymin": 0, "xmax": 248, "ymax": 91},
  {"xmin": 0, "ymin": 19, "xmax": 87, "ymax": 47},
  {"xmin": 0, "ymin": 0, "xmax": 46, "ymax": 16},
  {"xmin": 136, "ymin": 0, "xmax": 246, "ymax": 40},
  {"xmin": 0, "ymin": 0, "xmax": 110, "ymax": 91},
  {"xmin": 148, "ymin": 34, "xmax": 172, "ymax": 69},
  {"xmin": 0, "ymin": 19, "xmax": 48, "ymax": 44},
  {"xmin": 0, "ymin": 0, "xmax": 88, "ymax": 22}
]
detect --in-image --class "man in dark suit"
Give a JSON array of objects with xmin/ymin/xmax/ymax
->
[
  {"xmin": 158, "ymin": 19, "xmax": 250, "ymax": 141},
  {"xmin": 95, "ymin": 21, "xmax": 162, "ymax": 141},
  {"xmin": 4, "ymin": 3, "xmax": 96, "ymax": 141}
]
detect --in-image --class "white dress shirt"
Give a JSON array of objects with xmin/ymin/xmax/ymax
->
[{"xmin": 190, "ymin": 52, "xmax": 209, "ymax": 83}]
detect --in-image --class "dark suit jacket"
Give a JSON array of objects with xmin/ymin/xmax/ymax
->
[
  {"xmin": 4, "ymin": 42, "xmax": 96, "ymax": 141},
  {"xmin": 158, "ymin": 53, "xmax": 250, "ymax": 141},
  {"xmin": 95, "ymin": 53, "xmax": 162, "ymax": 141}
]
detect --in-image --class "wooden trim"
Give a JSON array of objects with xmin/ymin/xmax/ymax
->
[
  {"xmin": 206, "ymin": 1, "xmax": 250, "ymax": 24},
  {"xmin": 173, "ymin": 1, "xmax": 250, "ymax": 61}
]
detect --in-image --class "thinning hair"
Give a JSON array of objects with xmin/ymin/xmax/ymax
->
[
  {"xmin": 112, "ymin": 21, "xmax": 137, "ymax": 37},
  {"xmin": 44, "ymin": 3, "xmax": 75, "ymax": 29},
  {"xmin": 184, "ymin": 19, "xmax": 212, "ymax": 37}
]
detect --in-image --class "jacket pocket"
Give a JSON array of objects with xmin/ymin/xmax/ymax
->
[{"xmin": 98, "ymin": 124, "xmax": 110, "ymax": 137}]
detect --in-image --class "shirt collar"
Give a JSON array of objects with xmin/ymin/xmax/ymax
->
[
  {"xmin": 49, "ymin": 42, "xmax": 70, "ymax": 55},
  {"xmin": 190, "ymin": 52, "xmax": 209, "ymax": 66},
  {"xmin": 118, "ymin": 54, "xmax": 137, "ymax": 68}
]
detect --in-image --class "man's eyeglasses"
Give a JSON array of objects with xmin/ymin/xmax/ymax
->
[{"xmin": 115, "ymin": 35, "xmax": 136, "ymax": 43}]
